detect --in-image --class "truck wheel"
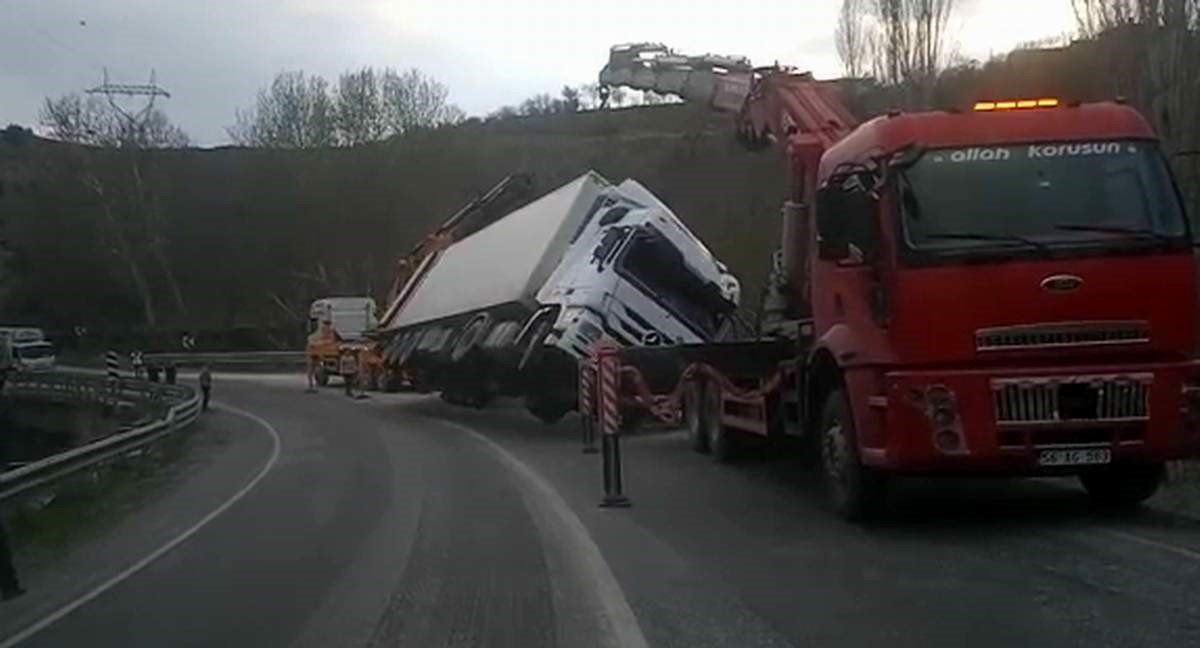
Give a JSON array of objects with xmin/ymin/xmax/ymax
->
[
  {"xmin": 526, "ymin": 395, "xmax": 571, "ymax": 425},
  {"xmin": 705, "ymin": 381, "xmax": 737, "ymax": 463},
  {"xmin": 450, "ymin": 315, "xmax": 490, "ymax": 363},
  {"xmin": 819, "ymin": 388, "xmax": 886, "ymax": 521},
  {"xmin": 684, "ymin": 380, "xmax": 709, "ymax": 453},
  {"xmin": 1079, "ymin": 462, "xmax": 1164, "ymax": 510},
  {"xmin": 314, "ymin": 364, "xmax": 329, "ymax": 387}
]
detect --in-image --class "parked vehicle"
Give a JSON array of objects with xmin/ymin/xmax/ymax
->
[
  {"xmin": 0, "ymin": 327, "xmax": 56, "ymax": 372},
  {"xmin": 305, "ymin": 297, "xmax": 378, "ymax": 387},
  {"xmin": 600, "ymin": 43, "xmax": 1200, "ymax": 519}
]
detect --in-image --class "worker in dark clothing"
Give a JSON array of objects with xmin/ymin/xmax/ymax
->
[
  {"xmin": 199, "ymin": 365, "xmax": 213, "ymax": 411},
  {"xmin": 165, "ymin": 361, "xmax": 177, "ymax": 385},
  {"xmin": 340, "ymin": 353, "xmax": 356, "ymax": 398},
  {"xmin": 0, "ymin": 519, "xmax": 22, "ymax": 601},
  {"xmin": 147, "ymin": 362, "xmax": 161, "ymax": 383},
  {"xmin": 0, "ymin": 432, "xmax": 24, "ymax": 601}
]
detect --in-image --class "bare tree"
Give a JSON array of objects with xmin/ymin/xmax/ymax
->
[
  {"xmin": 336, "ymin": 68, "xmax": 388, "ymax": 146},
  {"xmin": 231, "ymin": 68, "xmax": 463, "ymax": 146},
  {"xmin": 870, "ymin": 0, "xmax": 957, "ymax": 100},
  {"xmin": 38, "ymin": 93, "xmax": 191, "ymax": 325},
  {"xmin": 1071, "ymin": 0, "xmax": 1137, "ymax": 35},
  {"xmin": 228, "ymin": 71, "xmax": 337, "ymax": 148},
  {"xmin": 380, "ymin": 68, "xmax": 464, "ymax": 135},
  {"xmin": 40, "ymin": 93, "xmax": 189, "ymax": 148},
  {"xmin": 836, "ymin": 0, "xmax": 874, "ymax": 77},
  {"xmin": 1072, "ymin": 0, "xmax": 1197, "ymax": 34}
]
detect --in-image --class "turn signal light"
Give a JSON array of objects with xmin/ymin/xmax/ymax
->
[{"xmin": 974, "ymin": 98, "xmax": 1059, "ymax": 111}]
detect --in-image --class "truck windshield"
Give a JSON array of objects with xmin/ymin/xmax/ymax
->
[
  {"xmin": 617, "ymin": 229, "xmax": 732, "ymax": 338},
  {"xmin": 16, "ymin": 343, "xmax": 54, "ymax": 360},
  {"xmin": 901, "ymin": 140, "xmax": 1187, "ymax": 255}
]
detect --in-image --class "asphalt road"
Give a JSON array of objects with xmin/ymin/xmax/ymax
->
[{"xmin": 4, "ymin": 374, "xmax": 1200, "ymax": 647}]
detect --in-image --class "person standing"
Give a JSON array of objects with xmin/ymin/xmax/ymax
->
[
  {"xmin": 199, "ymin": 364, "xmax": 213, "ymax": 411},
  {"xmin": 0, "ymin": 519, "xmax": 22, "ymax": 601},
  {"xmin": 305, "ymin": 355, "xmax": 318, "ymax": 394},
  {"xmin": 131, "ymin": 350, "xmax": 145, "ymax": 380},
  {"xmin": 340, "ymin": 353, "xmax": 356, "ymax": 398},
  {"xmin": 165, "ymin": 361, "xmax": 177, "ymax": 385},
  {"xmin": 0, "ymin": 436, "xmax": 24, "ymax": 602}
]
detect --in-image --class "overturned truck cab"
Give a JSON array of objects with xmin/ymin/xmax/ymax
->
[{"xmin": 377, "ymin": 172, "xmax": 741, "ymax": 423}]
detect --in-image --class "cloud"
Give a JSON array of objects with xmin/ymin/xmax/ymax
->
[{"xmin": 1, "ymin": 0, "xmax": 1076, "ymax": 146}]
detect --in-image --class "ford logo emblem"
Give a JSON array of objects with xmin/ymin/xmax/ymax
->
[{"xmin": 1041, "ymin": 274, "xmax": 1083, "ymax": 293}]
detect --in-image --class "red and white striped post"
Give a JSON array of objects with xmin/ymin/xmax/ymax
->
[
  {"xmin": 595, "ymin": 343, "xmax": 631, "ymax": 508},
  {"xmin": 578, "ymin": 356, "xmax": 599, "ymax": 454}
]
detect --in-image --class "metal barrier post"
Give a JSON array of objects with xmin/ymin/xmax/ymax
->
[
  {"xmin": 597, "ymin": 345, "xmax": 630, "ymax": 508},
  {"xmin": 579, "ymin": 358, "xmax": 599, "ymax": 454}
]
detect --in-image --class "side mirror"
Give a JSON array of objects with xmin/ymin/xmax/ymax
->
[{"xmin": 816, "ymin": 184, "xmax": 877, "ymax": 262}]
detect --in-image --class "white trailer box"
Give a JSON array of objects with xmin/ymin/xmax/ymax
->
[{"xmin": 386, "ymin": 172, "xmax": 607, "ymax": 330}]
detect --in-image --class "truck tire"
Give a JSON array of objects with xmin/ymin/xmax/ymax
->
[
  {"xmin": 705, "ymin": 381, "xmax": 737, "ymax": 463},
  {"xmin": 450, "ymin": 315, "xmax": 491, "ymax": 363},
  {"xmin": 819, "ymin": 388, "xmax": 886, "ymax": 521},
  {"xmin": 314, "ymin": 364, "xmax": 329, "ymax": 387},
  {"xmin": 526, "ymin": 394, "xmax": 571, "ymax": 425},
  {"xmin": 1079, "ymin": 462, "xmax": 1164, "ymax": 510},
  {"xmin": 684, "ymin": 379, "xmax": 709, "ymax": 453}
]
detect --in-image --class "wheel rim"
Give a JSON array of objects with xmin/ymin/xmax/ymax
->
[{"xmin": 519, "ymin": 320, "xmax": 551, "ymax": 371}]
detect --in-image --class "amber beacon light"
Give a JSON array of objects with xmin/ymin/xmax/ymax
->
[{"xmin": 973, "ymin": 98, "xmax": 1060, "ymax": 111}]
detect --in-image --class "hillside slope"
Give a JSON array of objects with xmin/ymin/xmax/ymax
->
[{"xmin": 0, "ymin": 106, "xmax": 788, "ymax": 345}]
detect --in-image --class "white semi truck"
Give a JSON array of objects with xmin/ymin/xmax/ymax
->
[
  {"xmin": 378, "ymin": 171, "xmax": 742, "ymax": 422},
  {"xmin": 0, "ymin": 327, "xmax": 56, "ymax": 372}
]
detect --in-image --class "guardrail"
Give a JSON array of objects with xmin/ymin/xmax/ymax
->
[
  {"xmin": 142, "ymin": 351, "xmax": 305, "ymax": 367},
  {"xmin": 0, "ymin": 372, "xmax": 202, "ymax": 501}
]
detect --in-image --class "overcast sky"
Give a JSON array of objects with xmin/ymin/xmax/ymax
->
[{"xmin": 2, "ymin": 0, "xmax": 1077, "ymax": 146}]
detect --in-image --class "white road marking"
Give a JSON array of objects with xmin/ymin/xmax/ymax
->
[
  {"xmin": 0, "ymin": 402, "xmax": 283, "ymax": 648},
  {"xmin": 1099, "ymin": 528, "xmax": 1200, "ymax": 562},
  {"xmin": 432, "ymin": 418, "xmax": 650, "ymax": 648}
]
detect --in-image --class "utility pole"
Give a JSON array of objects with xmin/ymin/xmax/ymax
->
[{"xmin": 85, "ymin": 68, "xmax": 171, "ymax": 146}]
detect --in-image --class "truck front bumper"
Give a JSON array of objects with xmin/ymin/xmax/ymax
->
[{"xmin": 858, "ymin": 360, "xmax": 1200, "ymax": 474}]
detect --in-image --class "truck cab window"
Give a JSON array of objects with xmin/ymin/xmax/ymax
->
[
  {"xmin": 900, "ymin": 140, "xmax": 1187, "ymax": 256},
  {"xmin": 617, "ymin": 228, "xmax": 732, "ymax": 337},
  {"xmin": 591, "ymin": 226, "xmax": 629, "ymax": 268}
]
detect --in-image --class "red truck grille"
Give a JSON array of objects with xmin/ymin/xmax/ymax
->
[
  {"xmin": 976, "ymin": 321, "xmax": 1149, "ymax": 351},
  {"xmin": 991, "ymin": 374, "xmax": 1151, "ymax": 425}
]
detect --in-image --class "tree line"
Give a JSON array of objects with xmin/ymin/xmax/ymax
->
[
  {"xmin": 227, "ymin": 67, "xmax": 465, "ymax": 148},
  {"xmin": 5, "ymin": 1, "xmax": 1199, "ymax": 348}
]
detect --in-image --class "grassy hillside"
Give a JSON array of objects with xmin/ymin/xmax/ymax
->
[
  {"xmin": 5, "ymin": 27, "xmax": 1196, "ymax": 350},
  {"xmin": 0, "ymin": 105, "xmax": 789, "ymax": 347}
]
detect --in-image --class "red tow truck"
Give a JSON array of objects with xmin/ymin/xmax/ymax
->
[{"xmin": 600, "ymin": 44, "xmax": 1200, "ymax": 519}]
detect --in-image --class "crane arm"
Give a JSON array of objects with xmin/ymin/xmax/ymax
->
[{"xmin": 599, "ymin": 43, "xmax": 858, "ymax": 153}]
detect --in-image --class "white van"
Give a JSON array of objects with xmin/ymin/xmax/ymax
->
[{"xmin": 0, "ymin": 327, "xmax": 57, "ymax": 371}]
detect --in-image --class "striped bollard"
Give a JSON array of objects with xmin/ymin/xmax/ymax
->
[
  {"xmin": 579, "ymin": 357, "xmax": 599, "ymax": 454},
  {"xmin": 596, "ymin": 344, "xmax": 630, "ymax": 508},
  {"xmin": 104, "ymin": 349, "xmax": 122, "ymax": 402},
  {"xmin": 105, "ymin": 350, "xmax": 121, "ymax": 381}
]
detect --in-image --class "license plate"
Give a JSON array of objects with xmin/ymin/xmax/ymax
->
[{"xmin": 1038, "ymin": 448, "xmax": 1111, "ymax": 467}]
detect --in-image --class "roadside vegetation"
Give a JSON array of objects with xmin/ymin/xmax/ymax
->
[{"xmin": 0, "ymin": 0, "xmax": 1195, "ymax": 350}]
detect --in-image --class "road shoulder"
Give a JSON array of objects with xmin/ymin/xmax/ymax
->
[{"xmin": 0, "ymin": 408, "xmax": 274, "ymax": 643}]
